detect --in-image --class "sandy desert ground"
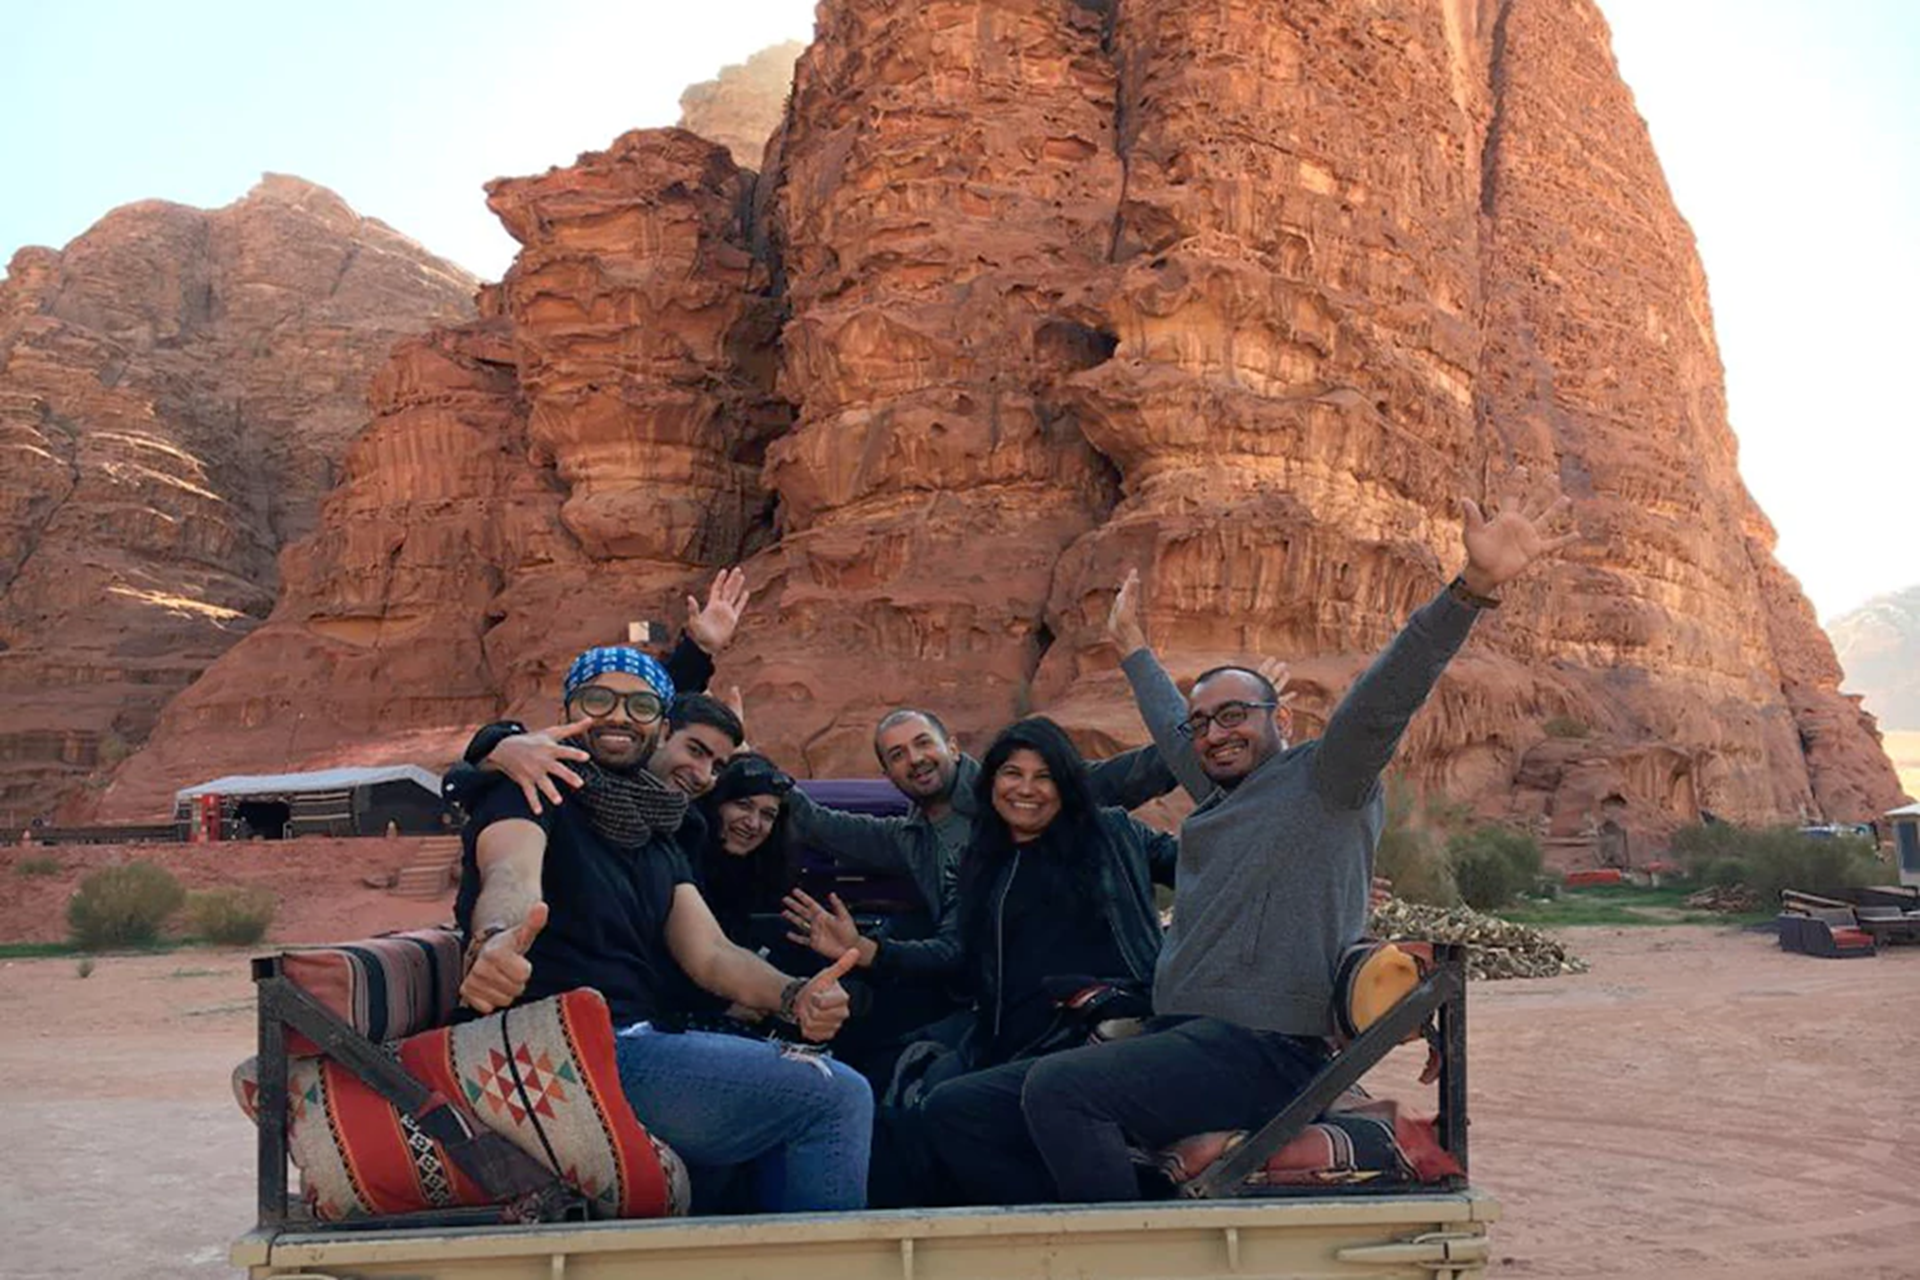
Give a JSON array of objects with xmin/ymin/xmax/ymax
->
[{"xmin": 0, "ymin": 925, "xmax": 1915, "ymax": 1279}]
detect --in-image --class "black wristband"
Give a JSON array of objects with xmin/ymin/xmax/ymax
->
[
  {"xmin": 464, "ymin": 721, "xmax": 529, "ymax": 765},
  {"xmin": 1446, "ymin": 575, "xmax": 1501, "ymax": 610},
  {"xmin": 776, "ymin": 977, "xmax": 807, "ymax": 1023}
]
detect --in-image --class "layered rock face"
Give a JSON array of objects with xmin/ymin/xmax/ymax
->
[
  {"xmin": 99, "ymin": 135, "xmax": 783, "ymax": 816},
  {"xmin": 0, "ymin": 178, "xmax": 472, "ymax": 826},
  {"xmin": 103, "ymin": 4, "xmax": 1902, "ymax": 837}
]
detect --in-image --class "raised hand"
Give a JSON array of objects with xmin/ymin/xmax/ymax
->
[
  {"xmin": 459, "ymin": 902, "xmax": 548, "ymax": 1014},
  {"xmin": 793, "ymin": 949, "xmax": 859, "ymax": 1042},
  {"xmin": 1460, "ymin": 466, "xmax": 1578, "ymax": 595},
  {"xmin": 782, "ymin": 889, "xmax": 875, "ymax": 967},
  {"xmin": 1253, "ymin": 658, "xmax": 1296, "ymax": 706},
  {"xmin": 1254, "ymin": 657, "xmax": 1297, "ymax": 736},
  {"xmin": 482, "ymin": 719, "xmax": 593, "ymax": 816},
  {"xmin": 1106, "ymin": 569, "xmax": 1148, "ymax": 655},
  {"xmin": 685, "ymin": 567, "xmax": 751, "ymax": 655}
]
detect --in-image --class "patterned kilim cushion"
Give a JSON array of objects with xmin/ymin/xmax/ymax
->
[
  {"xmin": 235, "ymin": 988, "xmax": 690, "ymax": 1221},
  {"xmin": 280, "ymin": 929, "xmax": 463, "ymax": 1053},
  {"xmin": 1155, "ymin": 1099, "xmax": 1463, "ymax": 1190}
]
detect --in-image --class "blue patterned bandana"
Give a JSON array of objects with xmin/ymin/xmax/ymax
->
[{"xmin": 562, "ymin": 646, "xmax": 676, "ymax": 702}]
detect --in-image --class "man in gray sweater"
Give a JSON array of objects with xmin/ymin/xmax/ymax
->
[{"xmin": 955, "ymin": 474, "xmax": 1574, "ymax": 1203}]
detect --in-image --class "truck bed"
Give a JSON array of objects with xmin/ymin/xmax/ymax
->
[{"xmin": 234, "ymin": 1192, "xmax": 1499, "ymax": 1279}]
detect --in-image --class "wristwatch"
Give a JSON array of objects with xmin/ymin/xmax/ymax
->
[
  {"xmin": 777, "ymin": 977, "xmax": 807, "ymax": 1023},
  {"xmin": 1446, "ymin": 575, "xmax": 1501, "ymax": 610},
  {"xmin": 462, "ymin": 923, "xmax": 509, "ymax": 977}
]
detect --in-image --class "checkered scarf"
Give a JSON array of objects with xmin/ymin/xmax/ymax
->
[{"xmin": 572, "ymin": 759, "xmax": 689, "ymax": 850}]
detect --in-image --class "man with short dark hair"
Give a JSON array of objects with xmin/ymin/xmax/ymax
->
[
  {"xmin": 919, "ymin": 472, "xmax": 1577, "ymax": 1204},
  {"xmin": 455, "ymin": 645, "xmax": 872, "ymax": 1213}
]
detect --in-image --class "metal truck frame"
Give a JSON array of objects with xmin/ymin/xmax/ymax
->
[{"xmin": 236, "ymin": 944, "xmax": 1491, "ymax": 1279}]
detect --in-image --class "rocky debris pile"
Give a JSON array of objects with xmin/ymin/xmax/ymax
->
[
  {"xmin": 1370, "ymin": 900, "xmax": 1590, "ymax": 980},
  {"xmin": 1683, "ymin": 884, "xmax": 1762, "ymax": 913}
]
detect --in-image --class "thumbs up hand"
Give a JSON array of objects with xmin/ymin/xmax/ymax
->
[
  {"xmin": 790, "ymin": 949, "xmax": 859, "ymax": 1043},
  {"xmin": 459, "ymin": 902, "xmax": 549, "ymax": 1014}
]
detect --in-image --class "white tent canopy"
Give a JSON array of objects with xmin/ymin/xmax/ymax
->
[
  {"xmin": 174, "ymin": 765, "xmax": 441, "ymax": 804},
  {"xmin": 1887, "ymin": 803, "xmax": 1920, "ymax": 818}
]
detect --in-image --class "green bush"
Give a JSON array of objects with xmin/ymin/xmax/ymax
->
[
  {"xmin": 186, "ymin": 887, "xmax": 277, "ymax": 946},
  {"xmin": 1669, "ymin": 823, "xmax": 1881, "ymax": 904},
  {"xmin": 1542, "ymin": 715, "xmax": 1590, "ymax": 739},
  {"xmin": 14, "ymin": 854, "xmax": 61, "ymax": 877},
  {"xmin": 67, "ymin": 862, "xmax": 186, "ymax": 949},
  {"xmin": 1373, "ymin": 780, "xmax": 1461, "ymax": 906},
  {"xmin": 1446, "ymin": 826, "xmax": 1545, "ymax": 910}
]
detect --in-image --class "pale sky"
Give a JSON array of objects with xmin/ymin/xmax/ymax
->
[{"xmin": 2, "ymin": 0, "xmax": 1913, "ymax": 621}]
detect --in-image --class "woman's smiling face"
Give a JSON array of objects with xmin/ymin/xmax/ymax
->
[{"xmin": 991, "ymin": 748, "xmax": 1062, "ymax": 844}]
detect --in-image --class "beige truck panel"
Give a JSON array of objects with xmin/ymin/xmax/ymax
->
[{"xmin": 235, "ymin": 1192, "xmax": 1499, "ymax": 1280}]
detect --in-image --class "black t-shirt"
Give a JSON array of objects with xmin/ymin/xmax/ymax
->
[{"xmin": 455, "ymin": 784, "xmax": 696, "ymax": 1029}]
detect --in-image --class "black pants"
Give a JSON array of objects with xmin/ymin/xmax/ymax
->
[{"xmin": 920, "ymin": 1016, "xmax": 1329, "ymax": 1204}]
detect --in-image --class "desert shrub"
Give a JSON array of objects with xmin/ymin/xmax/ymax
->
[
  {"xmin": 1542, "ymin": 715, "xmax": 1590, "ymax": 739},
  {"xmin": 1697, "ymin": 856, "xmax": 1750, "ymax": 889},
  {"xmin": 67, "ymin": 862, "xmax": 185, "ymax": 949},
  {"xmin": 1446, "ymin": 826, "xmax": 1545, "ymax": 910},
  {"xmin": 186, "ymin": 886, "xmax": 277, "ymax": 946},
  {"xmin": 95, "ymin": 730, "xmax": 133, "ymax": 769},
  {"xmin": 1374, "ymin": 780, "xmax": 1461, "ymax": 906},
  {"xmin": 1670, "ymin": 823, "xmax": 1880, "ymax": 905},
  {"xmin": 14, "ymin": 854, "xmax": 61, "ymax": 877}
]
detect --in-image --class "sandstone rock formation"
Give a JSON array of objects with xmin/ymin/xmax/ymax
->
[
  {"xmin": 100, "ymin": 3, "xmax": 1904, "ymax": 841},
  {"xmin": 0, "ymin": 177, "xmax": 473, "ymax": 826},
  {"xmin": 676, "ymin": 41, "xmax": 805, "ymax": 169}
]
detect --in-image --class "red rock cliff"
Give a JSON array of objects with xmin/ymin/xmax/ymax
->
[
  {"xmin": 100, "ymin": 5, "xmax": 1902, "ymax": 838},
  {"xmin": 0, "ymin": 177, "xmax": 473, "ymax": 826}
]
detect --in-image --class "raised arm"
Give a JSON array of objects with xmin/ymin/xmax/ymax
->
[
  {"xmin": 1310, "ymin": 592, "xmax": 1479, "ymax": 810},
  {"xmin": 670, "ymin": 566, "xmax": 751, "ymax": 695},
  {"xmin": 1105, "ymin": 570, "xmax": 1213, "ymax": 802},
  {"xmin": 1086, "ymin": 742, "xmax": 1180, "ymax": 811},
  {"xmin": 1315, "ymin": 469, "xmax": 1577, "ymax": 810}
]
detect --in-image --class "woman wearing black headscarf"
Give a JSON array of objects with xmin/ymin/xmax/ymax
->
[{"xmin": 693, "ymin": 752, "xmax": 799, "ymax": 947}]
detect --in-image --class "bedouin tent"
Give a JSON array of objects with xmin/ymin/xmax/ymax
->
[{"xmin": 173, "ymin": 765, "xmax": 447, "ymax": 839}]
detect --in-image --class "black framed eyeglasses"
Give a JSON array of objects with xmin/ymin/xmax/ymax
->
[
  {"xmin": 1177, "ymin": 700, "xmax": 1279, "ymax": 739},
  {"xmin": 567, "ymin": 685, "xmax": 666, "ymax": 723}
]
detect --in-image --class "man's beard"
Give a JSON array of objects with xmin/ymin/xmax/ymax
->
[{"xmin": 585, "ymin": 726, "xmax": 654, "ymax": 775}]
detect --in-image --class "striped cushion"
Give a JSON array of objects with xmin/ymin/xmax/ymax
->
[
  {"xmin": 235, "ymin": 988, "xmax": 689, "ymax": 1221},
  {"xmin": 1156, "ymin": 1099, "xmax": 1463, "ymax": 1189},
  {"xmin": 281, "ymin": 929, "xmax": 463, "ymax": 1051}
]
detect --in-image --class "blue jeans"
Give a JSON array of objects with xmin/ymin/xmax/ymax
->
[{"xmin": 614, "ymin": 1025, "xmax": 873, "ymax": 1213}]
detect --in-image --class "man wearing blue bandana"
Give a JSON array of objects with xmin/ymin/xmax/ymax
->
[{"xmin": 454, "ymin": 644, "xmax": 873, "ymax": 1213}]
